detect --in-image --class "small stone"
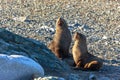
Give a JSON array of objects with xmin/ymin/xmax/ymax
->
[
  {"xmin": 104, "ymin": 42, "xmax": 108, "ymax": 45},
  {"xmin": 102, "ymin": 35, "xmax": 107, "ymax": 39},
  {"xmin": 13, "ymin": 16, "xmax": 26, "ymax": 22},
  {"xmin": 115, "ymin": 41, "xmax": 120, "ymax": 44},
  {"xmin": 89, "ymin": 74, "xmax": 96, "ymax": 80}
]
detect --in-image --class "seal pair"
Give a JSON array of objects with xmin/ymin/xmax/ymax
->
[{"xmin": 48, "ymin": 17, "xmax": 103, "ymax": 71}]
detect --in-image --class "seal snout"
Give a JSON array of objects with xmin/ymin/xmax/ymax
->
[
  {"xmin": 77, "ymin": 32, "xmax": 83, "ymax": 37},
  {"xmin": 57, "ymin": 17, "xmax": 64, "ymax": 26},
  {"xmin": 73, "ymin": 32, "xmax": 82, "ymax": 40},
  {"xmin": 76, "ymin": 32, "xmax": 86, "ymax": 40}
]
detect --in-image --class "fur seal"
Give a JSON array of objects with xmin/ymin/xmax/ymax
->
[
  {"xmin": 48, "ymin": 17, "xmax": 72, "ymax": 59},
  {"xmin": 72, "ymin": 32, "xmax": 103, "ymax": 71}
]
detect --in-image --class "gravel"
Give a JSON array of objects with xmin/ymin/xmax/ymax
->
[{"xmin": 0, "ymin": 0, "xmax": 120, "ymax": 79}]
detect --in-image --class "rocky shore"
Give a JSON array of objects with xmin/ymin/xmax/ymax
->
[{"xmin": 0, "ymin": 0, "xmax": 120, "ymax": 80}]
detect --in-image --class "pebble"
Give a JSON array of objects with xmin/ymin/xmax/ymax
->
[
  {"xmin": 89, "ymin": 74, "xmax": 96, "ymax": 80},
  {"xmin": 13, "ymin": 16, "xmax": 26, "ymax": 22},
  {"xmin": 102, "ymin": 35, "xmax": 108, "ymax": 39}
]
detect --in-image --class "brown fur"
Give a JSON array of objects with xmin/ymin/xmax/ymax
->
[
  {"xmin": 48, "ymin": 17, "xmax": 72, "ymax": 59},
  {"xmin": 72, "ymin": 32, "xmax": 103, "ymax": 71}
]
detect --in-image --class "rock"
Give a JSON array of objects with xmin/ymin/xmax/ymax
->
[
  {"xmin": 34, "ymin": 76, "xmax": 65, "ymax": 80},
  {"xmin": 98, "ymin": 77, "xmax": 111, "ymax": 80},
  {"xmin": 68, "ymin": 74, "xmax": 81, "ymax": 80},
  {"xmin": 0, "ymin": 28, "xmax": 71, "ymax": 75},
  {"xmin": 89, "ymin": 73, "xmax": 97, "ymax": 80},
  {"xmin": 0, "ymin": 5, "xmax": 2, "ymax": 10},
  {"xmin": 13, "ymin": 16, "xmax": 26, "ymax": 22},
  {"xmin": 0, "ymin": 54, "xmax": 44, "ymax": 80},
  {"xmin": 102, "ymin": 35, "xmax": 108, "ymax": 40},
  {"xmin": 24, "ymin": 15, "xmax": 41, "ymax": 24}
]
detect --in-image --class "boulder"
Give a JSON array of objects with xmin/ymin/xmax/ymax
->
[
  {"xmin": 34, "ymin": 76, "xmax": 65, "ymax": 80},
  {"xmin": 0, "ymin": 28, "xmax": 70, "ymax": 75},
  {"xmin": 0, "ymin": 54, "xmax": 44, "ymax": 80}
]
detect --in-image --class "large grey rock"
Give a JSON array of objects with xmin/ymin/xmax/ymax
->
[
  {"xmin": 34, "ymin": 76, "xmax": 65, "ymax": 80},
  {"xmin": 97, "ymin": 77, "xmax": 111, "ymax": 80},
  {"xmin": 0, "ymin": 54, "xmax": 44, "ymax": 80},
  {"xmin": 0, "ymin": 28, "xmax": 70, "ymax": 75}
]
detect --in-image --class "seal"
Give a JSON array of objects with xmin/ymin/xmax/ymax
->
[
  {"xmin": 72, "ymin": 32, "xmax": 103, "ymax": 71},
  {"xmin": 48, "ymin": 17, "xmax": 72, "ymax": 59}
]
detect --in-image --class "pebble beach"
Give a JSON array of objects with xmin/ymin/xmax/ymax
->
[{"xmin": 0, "ymin": 0, "xmax": 120, "ymax": 79}]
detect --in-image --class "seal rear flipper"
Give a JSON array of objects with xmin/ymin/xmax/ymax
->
[
  {"xmin": 84, "ymin": 61, "xmax": 102, "ymax": 71},
  {"xmin": 72, "ymin": 61, "xmax": 84, "ymax": 70}
]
